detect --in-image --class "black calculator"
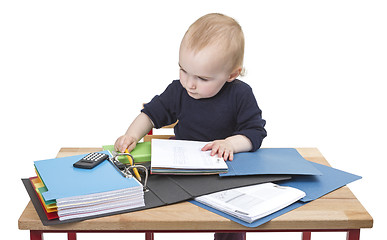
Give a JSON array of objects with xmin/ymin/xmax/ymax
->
[{"xmin": 73, "ymin": 152, "xmax": 109, "ymax": 169}]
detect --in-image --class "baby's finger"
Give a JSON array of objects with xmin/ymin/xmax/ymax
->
[
  {"xmin": 210, "ymin": 144, "xmax": 220, "ymax": 156},
  {"xmin": 217, "ymin": 145, "xmax": 225, "ymax": 158},
  {"xmin": 114, "ymin": 137, "xmax": 124, "ymax": 152},
  {"xmin": 201, "ymin": 142, "xmax": 213, "ymax": 151},
  {"xmin": 127, "ymin": 141, "xmax": 137, "ymax": 153},
  {"xmin": 117, "ymin": 138, "xmax": 128, "ymax": 153},
  {"xmin": 228, "ymin": 152, "xmax": 234, "ymax": 161},
  {"xmin": 223, "ymin": 150, "xmax": 230, "ymax": 161},
  {"xmin": 121, "ymin": 141, "xmax": 131, "ymax": 153}
]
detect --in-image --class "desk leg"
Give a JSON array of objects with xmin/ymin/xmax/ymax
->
[
  {"xmin": 145, "ymin": 232, "xmax": 154, "ymax": 240},
  {"xmin": 68, "ymin": 232, "xmax": 77, "ymax": 240},
  {"xmin": 302, "ymin": 231, "xmax": 311, "ymax": 240},
  {"xmin": 30, "ymin": 230, "xmax": 43, "ymax": 240},
  {"xmin": 347, "ymin": 229, "xmax": 360, "ymax": 240}
]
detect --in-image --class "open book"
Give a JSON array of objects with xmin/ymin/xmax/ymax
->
[
  {"xmin": 151, "ymin": 139, "xmax": 228, "ymax": 175},
  {"xmin": 194, "ymin": 183, "xmax": 306, "ymax": 223}
]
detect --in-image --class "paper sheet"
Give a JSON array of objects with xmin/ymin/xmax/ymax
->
[{"xmin": 151, "ymin": 139, "xmax": 228, "ymax": 171}]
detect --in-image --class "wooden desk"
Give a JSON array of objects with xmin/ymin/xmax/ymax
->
[{"xmin": 19, "ymin": 148, "xmax": 373, "ymax": 240}]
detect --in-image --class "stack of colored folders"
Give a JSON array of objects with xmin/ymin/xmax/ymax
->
[{"xmin": 32, "ymin": 151, "xmax": 145, "ymax": 221}]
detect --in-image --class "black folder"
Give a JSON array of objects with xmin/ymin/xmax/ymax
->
[{"xmin": 22, "ymin": 173, "xmax": 290, "ymax": 225}]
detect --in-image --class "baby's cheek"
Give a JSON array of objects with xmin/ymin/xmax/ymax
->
[{"xmin": 201, "ymin": 84, "xmax": 221, "ymax": 98}]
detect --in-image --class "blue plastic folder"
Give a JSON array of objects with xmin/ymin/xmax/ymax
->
[
  {"xmin": 191, "ymin": 160, "xmax": 361, "ymax": 227},
  {"xmin": 34, "ymin": 151, "xmax": 142, "ymax": 202},
  {"xmin": 280, "ymin": 161, "xmax": 362, "ymax": 202},
  {"xmin": 220, "ymin": 148, "xmax": 322, "ymax": 177}
]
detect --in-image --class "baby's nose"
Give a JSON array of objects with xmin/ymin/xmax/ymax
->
[{"xmin": 187, "ymin": 78, "xmax": 196, "ymax": 89}]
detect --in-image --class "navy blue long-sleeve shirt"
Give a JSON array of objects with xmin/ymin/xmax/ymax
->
[{"xmin": 142, "ymin": 79, "xmax": 267, "ymax": 151}]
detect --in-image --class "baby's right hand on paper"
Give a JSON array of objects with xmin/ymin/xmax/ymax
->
[{"xmin": 114, "ymin": 135, "xmax": 138, "ymax": 153}]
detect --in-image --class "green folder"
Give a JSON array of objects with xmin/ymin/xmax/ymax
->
[{"xmin": 102, "ymin": 141, "xmax": 151, "ymax": 163}]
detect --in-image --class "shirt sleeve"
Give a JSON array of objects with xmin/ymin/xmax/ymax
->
[
  {"xmin": 141, "ymin": 81, "xmax": 179, "ymax": 129},
  {"xmin": 232, "ymin": 86, "xmax": 267, "ymax": 151}
]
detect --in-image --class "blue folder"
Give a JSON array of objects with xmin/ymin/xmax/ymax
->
[
  {"xmin": 220, "ymin": 148, "xmax": 322, "ymax": 177},
  {"xmin": 280, "ymin": 161, "xmax": 361, "ymax": 202},
  {"xmin": 34, "ymin": 151, "xmax": 142, "ymax": 202},
  {"xmin": 192, "ymin": 161, "xmax": 361, "ymax": 227}
]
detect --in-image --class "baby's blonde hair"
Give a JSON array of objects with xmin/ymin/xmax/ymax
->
[{"xmin": 181, "ymin": 13, "xmax": 245, "ymax": 74}]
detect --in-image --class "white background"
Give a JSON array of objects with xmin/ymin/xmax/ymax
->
[{"xmin": 1, "ymin": 1, "xmax": 386, "ymax": 239}]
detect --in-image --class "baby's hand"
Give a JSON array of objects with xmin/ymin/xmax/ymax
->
[
  {"xmin": 114, "ymin": 135, "xmax": 138, "ymax": 153},
  {"xmin": 201, "ymin": 140, "xmax": 234, "ymax": 161}
]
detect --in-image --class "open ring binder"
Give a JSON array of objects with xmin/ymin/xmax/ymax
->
[{"xmin": 109, "ymin": 151, "xmax": 149, "ymax": 192}]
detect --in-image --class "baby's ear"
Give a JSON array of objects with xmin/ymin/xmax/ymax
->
[{"xmin": 227, "ymin": 67, "xmax": 242, "ymax": 82}]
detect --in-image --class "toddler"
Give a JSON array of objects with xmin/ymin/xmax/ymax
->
[
  {"xmin": 115, "ymin": 13, "xmax": 266, "ymax": 163},
  {"xmin": 115, "ymin": 12, "xmax": 266, "ymax": 240}
]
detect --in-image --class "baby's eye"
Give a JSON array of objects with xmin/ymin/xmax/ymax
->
[{"xmin": 198, "ymin": 76, "xmax": 209, "ymax": 81}]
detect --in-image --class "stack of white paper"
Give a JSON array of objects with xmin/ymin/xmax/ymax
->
[
  {"xmin": 56, "ymin": 187, "xmax": 144, "ymax": 221},
  {"xmin": 195, "ymin": 183, "xmax": 305, "ymax": 223},
  {"xmin": 151, "ymin": 139, "xmax": 228, "ymax": 175}
]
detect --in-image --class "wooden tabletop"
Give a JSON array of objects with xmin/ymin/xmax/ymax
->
[{"xmin": 18, "ymin": 148, "xmax": 373, "ymax": 231}]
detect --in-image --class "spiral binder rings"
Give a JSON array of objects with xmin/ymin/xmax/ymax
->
[{"xmin": 108, "ymin": 150, "xmax": 149, "ymax": 192}]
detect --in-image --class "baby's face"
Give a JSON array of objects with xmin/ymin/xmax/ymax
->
[{"xmin": 179, "ymin": 44, "xmax": 235, "ymax": 99}]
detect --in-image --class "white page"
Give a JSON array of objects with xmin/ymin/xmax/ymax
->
[
  {"xmin": 151, "ymin": 139, "xmax": 227, "ymax": 170},
  {"xmin": 195, "ymin": 183, "xmax": 306, "ymax": 223}
]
